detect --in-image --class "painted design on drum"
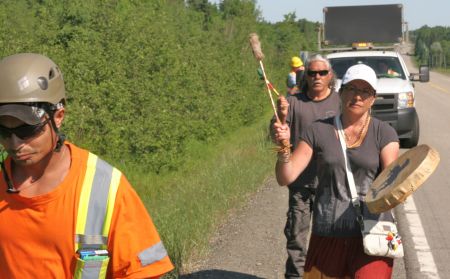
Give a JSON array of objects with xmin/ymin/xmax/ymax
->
[{"xmin": 371, "ymin": 159, "xmax": 410, "ymax": 198}]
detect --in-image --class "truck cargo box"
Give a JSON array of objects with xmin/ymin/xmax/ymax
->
[{"xmin": 323, "ymin": 4, "xmax": 403, "ymax": 45}]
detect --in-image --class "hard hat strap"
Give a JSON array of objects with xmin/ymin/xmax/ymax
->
[
  {"xmin": 46, "ymin": 109, "xmax": 65, "ymax": 152},
  {"xmin": 1, "ymin": 159, "xmax": 19, "ymax": 194}
]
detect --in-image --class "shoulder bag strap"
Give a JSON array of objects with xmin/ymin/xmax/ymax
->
[{"xmin": 334, "ymin": 115, "xmax": 364, "ymax": 229}]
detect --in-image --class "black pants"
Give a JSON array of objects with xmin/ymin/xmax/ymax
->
[{"xmin": 284, "ymin": 187, "xmax": 315, "ymax": 279}]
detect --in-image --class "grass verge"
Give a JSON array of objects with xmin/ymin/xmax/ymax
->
[{"xmin": 124, "ymin": 115, "xmax": 275, "ymax": 277}]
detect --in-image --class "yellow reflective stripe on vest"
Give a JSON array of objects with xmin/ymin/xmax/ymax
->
[
  {"xmin": 102, "ymin": 168, "xmax": 121, "ymax": 237},
  {"xmin": 75, "ymin": 153, "xmax": 98, "ymax": 252},
  {"xmin": 74, "ymin": 256, "xmax": 109, "ymax": 279},
  {"xmin": 74, "ymin": 152, "xmax": 121, "ymax": 279}
]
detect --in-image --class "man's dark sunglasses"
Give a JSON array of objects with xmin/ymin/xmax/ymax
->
[
  {"xmin": 307, "ymin": 70, "xmax": 329, "ymax": 77},
  {"xmin": 0, "ymin": 118, "xmax": 50, "ymax": 140}
]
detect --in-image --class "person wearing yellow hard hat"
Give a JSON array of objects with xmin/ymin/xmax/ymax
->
[{"xmin": 287, "ymin": 56, "xmax": 305, "ymax": 95}]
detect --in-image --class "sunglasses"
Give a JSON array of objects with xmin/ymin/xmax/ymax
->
[
  {"xmin": 343, "ymin": 85, "xmax": 375, "ymax": 99},
  {"xmin": 0, "ymin": 118, "xmax": 50, "ymax": 140},
  {"xmin": 307, "ymin": 70, "xmax": 329, "ymax": 77}
]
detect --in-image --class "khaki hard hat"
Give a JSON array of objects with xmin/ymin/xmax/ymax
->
[
  {"xmin": 291, "ymin": 56, "xmax": 303, "ymax": 68},
  {"xmin": 0, "ymin": 53, "xmax": 65, "ymax": 104}
]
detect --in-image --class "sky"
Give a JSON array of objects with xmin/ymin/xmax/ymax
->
[{"xmin": 209, "ymin": 0, "xmax": 449, "ymax": 30}]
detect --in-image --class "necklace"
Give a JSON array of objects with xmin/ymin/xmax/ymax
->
[{"xmin": 343, "ymin": 113, "xmax": 370, "ymax": 148}]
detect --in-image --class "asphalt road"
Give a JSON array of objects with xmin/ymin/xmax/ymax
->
[
  {"xmin": 392, "ymin": 53, "xmax": 450, "ymax": 279},
  {"xmin": 182, "ymin": 177, "xmax": 289, "ymax": 278}
]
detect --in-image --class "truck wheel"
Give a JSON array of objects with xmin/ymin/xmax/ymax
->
[{"xmin": 400, "ymin": 112, "xmax": 420, "ymax": 148}]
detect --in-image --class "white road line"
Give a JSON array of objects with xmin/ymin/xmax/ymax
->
[{"xmin": 404, "ymin": 197, "xmax": 440, "ymax": 279}]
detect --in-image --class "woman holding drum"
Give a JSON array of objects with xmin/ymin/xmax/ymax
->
[{"xmin": 273, "ymin": 64, "xmax": 399, "ymax": 278}]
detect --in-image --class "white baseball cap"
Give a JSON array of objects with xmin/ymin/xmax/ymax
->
[{"xmin": 341, "ymin": 64, "xmax": 377, "ymax": 92}]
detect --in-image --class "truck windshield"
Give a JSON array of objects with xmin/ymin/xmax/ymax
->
[{"xmin": 329, "ymin": 57, "xmax": 406, "ymax": 80}]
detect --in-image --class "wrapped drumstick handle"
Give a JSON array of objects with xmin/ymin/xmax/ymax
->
[{"xmin": 276, "ymin": 96, "xmax": 291, "ymax": 155}]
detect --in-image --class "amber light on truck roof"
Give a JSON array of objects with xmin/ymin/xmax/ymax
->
[{"xmin": 352, "ymin": 42, "xmax": 374, "ymax": 50}]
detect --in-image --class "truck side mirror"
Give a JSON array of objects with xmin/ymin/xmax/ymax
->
[
  {"xmin": 410, "ymin": 65, "xmax": 430, "ymax": 82},
  {"xmin": 419, "ymin": 65, "xmax": 430, "ymax": 82}
]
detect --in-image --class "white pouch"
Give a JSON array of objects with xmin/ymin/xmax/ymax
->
[{"xmin": 362, "ymin": 219, "xmax": 404, "ymax": 258}]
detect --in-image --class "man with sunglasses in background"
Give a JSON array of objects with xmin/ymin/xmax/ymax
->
[
  {"xmin": 271, "ymin": 54, "xmax": 340, "ymax": 279},
  {"xmin": 0, "ymin": 53, "xmax": 173, "ymax": 278}
]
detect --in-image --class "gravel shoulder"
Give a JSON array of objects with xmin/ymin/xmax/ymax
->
[{"xmin": 181, "ymin": 176, "xmax": 406, "ymax": 279}]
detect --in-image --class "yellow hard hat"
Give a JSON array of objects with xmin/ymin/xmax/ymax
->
[{"xmin": 291, "ymin": 56, "xmax": 303, "ymax": 68}]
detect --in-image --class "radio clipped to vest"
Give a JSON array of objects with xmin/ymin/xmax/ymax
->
[{"xmin": 74, "ymin": 153, "xmax": 121, "ymax": 279}]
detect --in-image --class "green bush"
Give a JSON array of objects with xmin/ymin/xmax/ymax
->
[{"xmin": 0, "ymin": 0, "xmax": 316, "ymax": 173}]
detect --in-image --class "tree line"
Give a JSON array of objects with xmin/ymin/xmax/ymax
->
[
  {"xmin": 0, "ymin": 0, "xmax": 317, "ymax": 174},
  {"xmin": 412, "ymin": 25, "xmax": 450, "ymax": 69}
]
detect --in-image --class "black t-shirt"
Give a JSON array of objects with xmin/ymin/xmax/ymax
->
[
  {"xmin": 285, "ymin": 91, "xmax": 340, "ymax": 189},
  {"xmin": 301, "ymin": 116, "xmax": 398, "ymax": 237}
]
